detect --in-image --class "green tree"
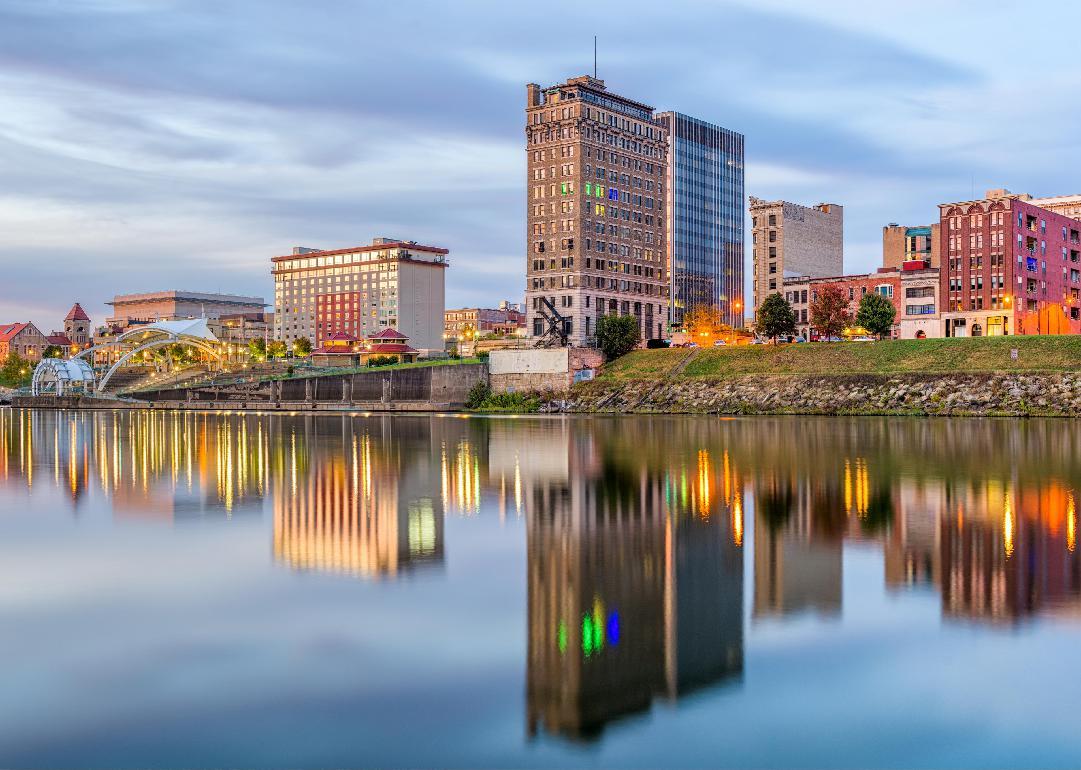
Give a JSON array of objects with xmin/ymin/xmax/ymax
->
[
  {"xmin": 42, "ymin": 345, "xmax": 63, "ymax": 359},
  {"xmin": 810, "ymin": 284, "xmax": 851, "ymax": 340},
  {"xmin": 755, "ymin": 293, "xmax": 797, "ymax": 342},
  {"xmin": 596, "ymin": 314, "xmax": 641, "ymax": 361},
  {"xmin": 248, "ymin": 338, "xmax": 267, "ymax": 361},
  {"xmin": 0, "ymin": 353, "xmax": 32, "ymax": 388},
  {"xmin": 855, "ymin": 292, "xmax": 897, "ymax": 339},
  {"xmin": 292, "ymin": 337, "xmax": 312, "ymax": 356},
  {"xmin": 266, "ymin": 340, "xmax": 287, "ymax": 359}
]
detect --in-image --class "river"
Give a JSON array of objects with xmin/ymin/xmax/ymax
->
[{"xmin": 2, "ymin": 408, "xmax": 1080, "ymax": 768}]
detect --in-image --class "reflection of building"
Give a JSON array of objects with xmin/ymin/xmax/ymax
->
[
  {"xmin": 272, "ymin": 421, "xmax": 445, "ymax": 578},
  {"xmin": 753, "ymin": 479, "xmax": 843, "ymax": 619},
  {"xmin": 523, "ymin": 425, "xmax": 743, "ymax": 741}
]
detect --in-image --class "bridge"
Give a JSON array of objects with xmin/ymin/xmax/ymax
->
[{"xmin": 31, "ymin": 318, "xmax": 226, "ymax": 397}]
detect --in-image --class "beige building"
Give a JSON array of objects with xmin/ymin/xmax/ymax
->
[
  {"xmin": 750, "ymin": 197, "xmax": 843, "ymax": 314},
  {"xmin": 107, "ymin": 290, "xmax": 265, "ymax": 326},
  {"xmin": 272, "ymin": 238, "xmax": 447, "ymax": 353},
  {"xmin": 1014, "ymin": 191, "xmax": 1081, "ymax": 221},
  {"xmin": 0, "ymin": 321, "xmax": 47, "ymax": 361},
  {"xmin": 897, "ymin": 266, "xmax": 942, "ymax": 339},
  {"xmin": 882, "ymin": 223, "xmax": 941, "ymax": 269},
  {"xmin": 525, "ymin": 75, "xmax": 669, "ymax": 345}
]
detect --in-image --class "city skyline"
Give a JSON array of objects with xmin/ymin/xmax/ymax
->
[{"xmin": 3, "ymin": 1, "xmax": 1081, "ymax": 334}]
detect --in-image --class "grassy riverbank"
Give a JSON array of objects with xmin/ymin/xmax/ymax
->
[{"xmin": 600, "ymin": 336, "xmax": 1081, "ymax": 381}]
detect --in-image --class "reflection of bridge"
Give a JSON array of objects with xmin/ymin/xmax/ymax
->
[{"xmin": 32, "ymin": 318, "xmax": 224, "ymax": 396}]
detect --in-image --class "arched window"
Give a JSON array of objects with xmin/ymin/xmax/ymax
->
[{"xmin": 971, "ymin": 323, "xmax": 983, "ymax": 337}]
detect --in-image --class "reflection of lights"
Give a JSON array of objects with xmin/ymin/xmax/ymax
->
[
  {"xmin": 1068, "ymin": 492, "xmax": 1076, "ymax": 552},
  {"xmin": 844, "ymin": 458, "xmax": 869, "ymax": 515},
  {"xmin": 733, "ymin": 495, "xmax": 743, "ymax": 547},
  {"xmin": 557, "ymin": 621, "xmax": 567, "ymax": 655},
  {"xmin": 696, "ymin": 449, "xmax": 712, "ymax": 518},
  {"xmin": 1004, "ymin": 494, "xmax": 1015, "ymax": 558}
]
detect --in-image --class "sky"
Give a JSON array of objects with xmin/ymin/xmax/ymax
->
[{"xmin": 1, "ymin": 0, "xmax": 1080, "ymax": 333}]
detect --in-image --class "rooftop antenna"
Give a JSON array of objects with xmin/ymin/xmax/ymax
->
[{"xmin": 594, "ymin": 36, "xmax": 597, "ymax": 79}]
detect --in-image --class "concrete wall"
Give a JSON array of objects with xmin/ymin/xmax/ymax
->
[
  {"xmin": 489, "ymin": 347, "xmax": 603, "ymax": 393},
  {"xmin": 135, "ymin": 363, "xmax": 487, "ymax": 407}
]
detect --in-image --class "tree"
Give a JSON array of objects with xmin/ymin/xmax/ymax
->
[
  {"xmin": 596, "ymin": 314, "xmax": 641, "ymax": 361},
  {"xmin": 248, "ymin": 338, "xmax": 267, "ymax": 361},
  {"xmin": 810, "ymin": 285, "xmax": 851, "ymax": 340},
  {"xmin": 755, "ymin": 293, "xmax": 796, "ymax": 342},
  {"xmin": 855, "ymin": 292, "xmax": 897, "ymax": 339},
  {"xmin": 266, "ymin": 340, "xmax": 287, "ymax": 359},
  {"xmin": 292, "ymin": 337, "xmax": 312, "ymax": 357},
  {"xmin": 0, "ymin": 353, "xmax": 32, "ymax": 388},
  {"xmin": 42, "ymin": 345, "xmax": 63, "ymax": 359},
  {"xmin": 683, "ymin": 303, "xmax": 725, "ymax": 344}
]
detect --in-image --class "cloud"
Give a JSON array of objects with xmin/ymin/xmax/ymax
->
[{"xmin": 0, "ymin": 0, "xmax": 1077, "ymax": 330}]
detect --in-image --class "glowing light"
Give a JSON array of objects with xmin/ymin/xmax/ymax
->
[
  {"xmin": 606, "ymin": 612, "xmax": 620, "ymax": 646},
  {"xmin": 1004, "ymin": 494, "xmax": 1015, "ymax": 558},
  {"xmin": 1069, "ymin": 492, "xmax": 1076, "ymax": 552}
]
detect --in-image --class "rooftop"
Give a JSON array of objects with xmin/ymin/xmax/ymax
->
[
  {"xmin": 272, "ymin": 238, "xmax": 448, "ymax": 263},
  {"xmin": 65, "ymin": 303, "xmax": 91, "ymax": 322},
  {"xmin": 109, "ymin": 291, "xmax": 266, "ymax": 307}
]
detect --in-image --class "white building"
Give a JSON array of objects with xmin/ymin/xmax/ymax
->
[{"xmin": 272, "ymin": 238, "xmax": 448, "ymax": 353}]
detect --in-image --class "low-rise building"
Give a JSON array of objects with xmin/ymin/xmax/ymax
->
[
  {"xmin": 897, "ymin": 262, "xmax": 941, "ymax": 339},
  {"xmin": 0, "ymin": 322, "xmax": 47, "ymax": 360},
  {"xmin": 107, "ymin": 290, "xmax": 266, "ymax": 326},
  {"xmin": 783, "ymin": 268, "xmax": 902, "ymax": 339},
  {"xmin": 444, "ymin": 303, "xmax": 526, "ymax": 340}
]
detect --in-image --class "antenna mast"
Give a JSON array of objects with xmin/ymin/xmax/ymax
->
[{"xmin": 594, "ymin": 36, "xmax": 597, "ymax": 78}]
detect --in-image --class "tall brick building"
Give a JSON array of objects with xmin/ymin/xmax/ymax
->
[
  {"xmin": 750, "ymin": 198, "xmax": 843, "ymax": 314},
  {"xmin": 525, "ymin": 75, "xmax": 669, "ymax": 345},
  {"xmin": 939, "ymin": 189, "xmax": 1081, "ymax": 337}
]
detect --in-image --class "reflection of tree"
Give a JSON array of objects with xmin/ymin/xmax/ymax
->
[
  {"xmin": 758, "ymin": 482, "xmax": 794, "ymax": 533},
  {"xmin": 861, "ymin": 487, "xmax": 895, "ymax": 535}
]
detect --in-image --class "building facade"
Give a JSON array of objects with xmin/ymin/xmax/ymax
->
[
  {"xmin": 525, "ymin": 75, "xmax": 669, "ymax": 345},
  {"xmin": 750, "ymin": 198, "xmax": 843, "ymax": 315},
  {"xmin": 883, "ymin": 223, "xmax": 941, "ymax": 269},
  {"xmin": 783, "ymin": 268, "xmax": 902, "ymax": 339},
  {"xmin": 656, "ymin": 112, "xmax": 744, "ymax": 328},
  {"xmin": 897, "ymin": 263, "xmax": 942, "ymax": 339},
  {"xmin": 272, "ymin": 238, "xmax": 448, "ymax": 352},
  {"xmin": 444, "ymin": 304, "xmax": 526, "ymax": 340},
  {"xmin": 939, "ymin": 190, "xmax": 1081, "ymax": 337},
  {"xmin": 0, "ymin": 322, "xmax": 47, "ymax": 360},
  {"xmin": 107, "ymin": 291, "xmax": 265, "ymax": 326}
]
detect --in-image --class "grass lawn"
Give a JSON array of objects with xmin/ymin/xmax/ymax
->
[{"xmin": 599, "ymin": 336, "xmax": 1081, "ymax": 381}]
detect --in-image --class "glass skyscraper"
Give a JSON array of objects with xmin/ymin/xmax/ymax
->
[{"xmin": 656, "ymin": 112, "xmax": 745, "ymax": 328}]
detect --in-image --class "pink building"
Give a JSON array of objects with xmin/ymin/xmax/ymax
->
[{"xmin": 939, "ymin": 190, "xmax": 1081, "ymax": 337}]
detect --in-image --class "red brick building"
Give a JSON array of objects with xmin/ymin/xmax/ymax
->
[
  {"xmin": 783, "ymin": 269, "xmax": 902, "ymax": 339},
  {"xmin": 939, "ymin": 190, "xmax": 1081, "ymax": 337}
]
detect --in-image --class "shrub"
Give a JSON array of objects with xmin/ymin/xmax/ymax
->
[
  {"xmin": 466, "ymin": 380, "xmax": 492, "ymax": 409},
  {"xmin": 367, "ymin": 355, "xmax": 399, "ymax": 367},
  {"xmin": 477, "ymin": 350, "xmax": 490, "ymax": 361},
  {"xmin": 596, "ymin": 314, "xmax": 641, "ymax": 361}
]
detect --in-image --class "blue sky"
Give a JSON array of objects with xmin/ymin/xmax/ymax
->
[{"xmin": 1, "ymin": 0, "xmax": 1080, "ymax": 333}]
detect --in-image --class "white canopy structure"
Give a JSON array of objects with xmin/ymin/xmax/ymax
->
[
  {"xmin": 74, "ymin": 317, "xmax": 224, "ymax": 393},
  {"xmin": 31, "ymin": 357, "xmax": 96, "ymax": 396}
]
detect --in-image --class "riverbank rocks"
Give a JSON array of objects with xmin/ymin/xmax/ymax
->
[{"xmin": 562, "ymin": 373, "xmax": 1081, "ymax": 417}]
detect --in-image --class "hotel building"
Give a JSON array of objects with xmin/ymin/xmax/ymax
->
[
  {"xmin": 939, "ymin": 189, "xmax": 1081, "ymax": 337},
  {"xmin": 656, "ymin": 112, "xmax": 745, "ymax": 328},
  {"xmin": 525, "ymin": 76, "xmax": 669, "ymax": 345},
  {"xmin": 271, "ymin": 238, "xmax": 448, "ymax": 352},
  {"xmin": 750, "ymin": 198, "xmax": 843, "ymax": 314}
]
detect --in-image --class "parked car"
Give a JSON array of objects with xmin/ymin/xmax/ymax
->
[
  {"xmin": 712, "ymin": 340, "xmax": 727, "ymax": 347},
  {"xmin": 686, "ymin": 342, "xmax": 699, "ymax": 349},
  {"xmin": 750, "ymin": 338, "xmax": 767, "ymax": 345}
]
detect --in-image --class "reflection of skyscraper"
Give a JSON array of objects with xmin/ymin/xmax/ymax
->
[
  {"xmin": 753, "ymin": 479, "xmax": 842, "ymax": 619},
  {"xmin": 272, "ymin": 422, "xmax": 444, "ymax": 578},
  {"xmin": 523, "ymin": 425, "xmax": 744, "ymax": 742}
]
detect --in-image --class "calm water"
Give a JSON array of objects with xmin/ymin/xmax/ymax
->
[{"xmin": 3, "ymin": 409, "xmax": 1081, "ymax": 768}]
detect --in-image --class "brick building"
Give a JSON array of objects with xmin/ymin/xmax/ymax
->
[
  {"xmin": 0, "ymin": 321, "xmax": 47, "ymax": 360},
  {"xmin": 272, "ymin": 238, "xmax": 448, "ymax": 353},
  {"xmin": 750, "ymin": 198, "xmax": 843, "ymax": 315},
  {"xmin": 783, "ymin": 268, "xmax": 902, "ymax": 339},
  {"xmin": 444, "ymin": 304, "xmax": 526, "ymax": 340},
  {"xmin": 525, "ymin": 75, "xmax": 669, "ymax": 345},
  {"xmin": 939, "ymin": 190, "xmax": 1081, "ymax": 337}
]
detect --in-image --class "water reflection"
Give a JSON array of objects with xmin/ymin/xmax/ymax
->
[{"xmin": 6, "ymin": 410, "xmax": 1081, "ymax": 763}]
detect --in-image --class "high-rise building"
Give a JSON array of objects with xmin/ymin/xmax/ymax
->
[
  {"xmin": 525, "ymin": 76, "xmax": 669, "ymax": 345},
  {"xmin": 749, "ymin": 198, "xmax": 843, "ymax": 314},
  {"xmin": 656, "ymin": 112, "xmax": 745, "ymax": 328},
  {"xmin": 939, "ymin": 189, "xmax": 1081, "ymax": 337},
  {"xmin": 271, "ymin": 238, "xmax": 448, "ymax": 352}
]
